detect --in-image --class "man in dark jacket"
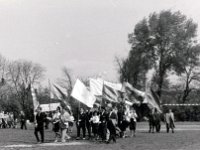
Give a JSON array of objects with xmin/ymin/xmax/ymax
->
[
  {"xmin": 19, "ymin": 111, "xmax": 27, "ymax": 130},
  {"xmin": 34, "ymin": 107, "xmax": 46, "ymax": 143},
  {"xmin": 107, "ymin": 107, "xmax": 118, "ymax": 143},
  {"xmin": 99, "ymin": 107, "xmax": 109, "ymax": 142},
  {"xmin": 76, "ymin": 108, "xmax": 86, "ymax": 140},
  {"xmin": 85, "ymin": 109, "xmax": 92, "ymax": 139}
]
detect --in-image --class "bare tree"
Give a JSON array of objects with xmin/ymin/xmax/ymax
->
[
  {"xmin": 57, "ymin": 67, "xmax": 73, "ymax": 98},
  {"xmin": 179, "ymin": 65, "xmax": 200, "ymax": 103},
  {"xmin": 0, "ymin": 54, "xmax": 9, "ymax": 101},
  {"xmin": 7, "ymin": 60, "xmax": 45, "ymax": 112}
]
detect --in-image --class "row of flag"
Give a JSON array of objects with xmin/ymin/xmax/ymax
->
[
  {"xmin": 31, "ymin": 77, "xmax": 161, "ymax": 113},
  {"xmin": 71, "ymin": 78, "xmax": 161, "ymax": 112}
]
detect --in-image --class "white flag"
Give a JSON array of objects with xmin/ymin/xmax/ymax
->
[
  {"xmin": 71, "ymin": 79, "xmax": 96, "ymax": 108},
  {"xmin": 89, "ymin": 78, "xmax": 103, "ymax": 96},
  {"xmin": 104, "ymin": 80, "xmax": 122, "ymax": 91}
]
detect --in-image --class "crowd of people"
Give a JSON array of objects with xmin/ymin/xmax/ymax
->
[
  {"xmin": 0, "ymin": 104, "xmax": 175, "ymax": 144},
  {"xmin": 0, "ymin": 111, "xmax": 17, "ymax": 128},
  {"xmin": 33, "ymin": 104, "xmax": 147, "ymax": 144}
]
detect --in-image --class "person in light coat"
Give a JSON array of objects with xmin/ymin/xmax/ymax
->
[
  {"xmin": 165, "ymin": 109, "xmax": 175, "ymax": 133},
  {"xmin": 52, "ymin": 107, "xmax": 61, "ymax": 142},
  {"xmin": 60, "ymin": 107, "xmax": 71, "ymax": 142}
]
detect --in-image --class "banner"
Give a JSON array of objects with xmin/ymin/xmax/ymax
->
[
  {"xmin": 104, "ymin": 80, "xmax": 122, "ymax": 91},
  {"xmin": 122, "ymin": 82, "xmax": 161, "ymax": 112},
  {"xmin": 102, "ymin": 84, "xmax": 121, "ymax": 103},
  {"xmin": 71, "ymin": 79, "xmax": 96, "ymax": 108},
  {"xmin": 144, "ymin": 89, "xmax": 162, "ymax": 113},
  {"xmin": 40, "ymin": 103, "xmax": 60, "ymax": 112},
  {"xmin": 53, "ymin": 84, "xmax": 68, "ymax": 99},
  {"xmin": 89, "ymin": 78, "xmax": 122, "ymax": 96},
  {"xmin": 49, "ymin": 81, "xmax": 71, "ymax": 111},
  {"xmin": 122, "ymin": 82, "xmax": 145, "ymax": 98},
  {"xmin": 49, "ymin": 81, "xmax": 68, "ymax": 100},
  {"xmin": 121, "ymin": 82, "xmax": 142, "ymax": 104}
]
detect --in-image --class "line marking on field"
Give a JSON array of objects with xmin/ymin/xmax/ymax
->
[
  {"xmin": 1, "ymin": 141, "xmax": 91, "ymax": 148},
  {"xmin": 137, "ymin": 128, "xmax": 200, "ymax": 131}
]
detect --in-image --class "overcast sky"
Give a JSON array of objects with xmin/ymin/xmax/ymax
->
[{"xmin": 0, "ymin": 0, "xmax": 200, "ymax": 84}]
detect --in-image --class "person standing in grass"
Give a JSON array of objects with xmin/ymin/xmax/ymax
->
[
  {"xmin": 106, "ymin": 107, "xmax": 118, "ymax": 143},
  {"xmin": 120, "ymin": 113, "xmax": 129, "ymax": 138},
  {"xmin": 60, "ymin": 107, "xmax": 71, "ymax": 142},
  {"xmin": 99, "ymin": 107, "xmax": 109, "ymax": 142},
  {"xmin": 148, "ymin": 108, "xmax": 155, "ymax": 133},
  {"xmin": 76, "ymin": 108, "xmax": 86, "ymax": 140},
  {"xmin": 129, "ymin": 107, "xmax": 137, "ymax": 137},
  {"xmin": 90, "ymin": 111, "xmax": 100, "ymax": 140},
  {"xmin": 165, "ymin": 109, "xmax": 175, "ymax": 133},
  {"xmin": 68, "ymin": 112, "xmax": 74, "ymax": 136},
  {"xmin": 154, "ymin": 109, "xmax": 161, "ymax": 133},
  {"xmin": 52, "ymin": 107, "xmax": 61, "ymax": 142},
  {"xmin": 19, "ymin": 111, "xmax": 27, "ymax": 130},
  {"xmin": 34, "ymin": 107, "xmax": 46, "ymax": 143},
  {"xmin": 85, "ymin": 109, "xmax": 92, "ymax": 139}
]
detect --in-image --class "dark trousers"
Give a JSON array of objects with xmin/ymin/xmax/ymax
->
[
  {"xmin": 21, "ymin": 121, "xmax": 27, "ymax": 130},
  {"xmin": 109, "ymin": 133, "xmax": 116, "ymax": 142},
  {"xmin": 77, "ymin": 123, "xmax": 86, "ymax": 138},
  {"xmin": 166, "ymin": 123, "xmax": 174, "ymax": 133},
  {"xmin": 98, "ymin": 122, "xmax": 107, "ymax": 141},
  {"xmin": 92, "ymin": 123, "xmax": 99, "ymax": 138},
  {"xmin": 107, "ymin": 120, "xmax": 116, "ymax": 143},
  {"xmin": 86, "ymin": 123, "xmax": 91, "ymax": 138},
  {"xmin": 34, "ymin": 127, "xmax": 44, "ymax": 142},
  {"xmin": 155, "ymin": 122, "xmax": 161, "ymax": 132},
  {"xmin": 149, "ymin": 120, "xmax": 155, "ymax": 133}
]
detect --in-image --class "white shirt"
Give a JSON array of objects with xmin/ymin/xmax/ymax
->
[
  {"xmin": 165, "ymin": 112, "xmax": 174, "ymax": 124},
  {"xmin": 91, "ymin": 115, "xmax": 100, "ymax": 124},
  {"xmin": 52, "ymin": 112, "xmax": 61, "ymax": 123},
  {"xmin": 125, "ymin": 111, "xmax": 137, "ymax": 122}
]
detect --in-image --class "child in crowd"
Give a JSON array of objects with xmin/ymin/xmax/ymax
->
[
  {"xmin": 129, "ymin": 108, "xmax": 137, "ymax": 137},
  {"xmin": 90, "ymin": 111, "xmax": 100, "ymax": 140}
]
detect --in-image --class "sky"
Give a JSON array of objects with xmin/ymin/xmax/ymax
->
[{"xmin": 0, "ymin": 0, "xmax": 200, "ymax": 85}]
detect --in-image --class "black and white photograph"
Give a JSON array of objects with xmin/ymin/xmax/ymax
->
[{"xmin": 0, "ymin": 0, "xmax": 200, "ymax": 149}]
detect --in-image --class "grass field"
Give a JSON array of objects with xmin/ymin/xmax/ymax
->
[{"xmin": 0, "ymin": 122, "xmax": 200, "ymax": 150}]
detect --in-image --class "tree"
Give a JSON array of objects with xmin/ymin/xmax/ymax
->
[
  {"xmin": 174, "ymin": 45, "xmax": 200, "ymax": 103},
  {"xmin": 120, "ymin": 10, "xmax": 199, "ymax": 101},
  {"xmin": 0, "ymin": 54, "xmax": 9, "ymax": 99},
  {"xmin": 7, "ymin": 60, "xmax": 45, "ymax": 119},
  {"xmin": 57, "ymin": 67, "xmax": 73, "ymax": 99},
  {"xmin": 0, "ymin": 54, "xmax": 7, "ymax": 81}
]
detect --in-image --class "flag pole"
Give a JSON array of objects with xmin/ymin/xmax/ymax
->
[
  {"xmin": 102, "ymin": 78, "xmax": 105, "ymax": 108},
  {"xmin": 30, "ymin": 81, "xmax": 36, "ymax": 123},
  {"xmin": 48, "ymin": 79, "xmax": 51, "ymax": 112}
]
